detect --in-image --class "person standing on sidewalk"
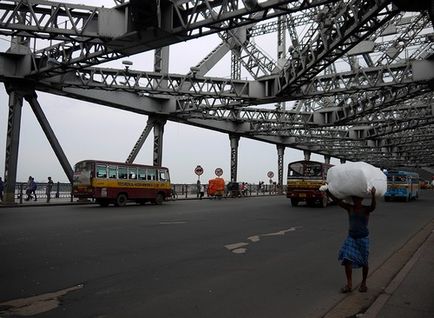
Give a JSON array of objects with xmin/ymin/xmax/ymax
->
[
  {"xmin": 46, "ymin": 177, "xmax": 54, "ymax": 203},
  {"xmin": 325, "ymin": 187, "xmax": 377, "ymax": 293}
]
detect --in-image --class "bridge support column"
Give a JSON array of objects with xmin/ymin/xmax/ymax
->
[
  {"xmin": 324, "ymin": 155, "xmax": 331, "ymax": 165},
  {"xmin": 303, "ymin": 150, "xmax": 311, "ymax": 161},
  {"xmin": 229, "ymin": 134, "xmax": 240, "ymax": 182},
  {"xmin": 25, "ymin": 93, "xmax": 74, "ymax": 183},
  {"xmin": 153, "ymin": 117, "xmax": 166, "ymax": 167},
  {"xmin": 3, "ymin": 90, "xmax": 23, "ymax": 203},
  {"xmin": 277, "ymin": 145, "xmax": 285, "ymax": 194}
]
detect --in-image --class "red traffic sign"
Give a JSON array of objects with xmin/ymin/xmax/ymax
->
[
  {"xmin": 194, "ymin": 165, "xmax": 204, "ymax": 176},
  {"xmin": 267, "ymin": 171, "xmax": 274, "ymax": 178},
  {"xmin": 215, "ymin": 168, "xmax": 223, "ymax": 177}
]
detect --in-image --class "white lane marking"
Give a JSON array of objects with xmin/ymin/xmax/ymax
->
[
  {"xmin": 225, "ymin": 242, "xmax": 249, "ymax": 251},
  {"xmin": 0, "ymin": 284, "xmax": 83, "ymax": 316},
  {"xmin": 248, "ymin": 235, "xmax": 260, "ymax": 242},
  {"xmin": 232, "ymin": 248, "xmax": 247, "ymax": 254},
  {"xmin": 225, "ymin": 227, "xmax": 301, "ymax": 254},
  {"xmin": 262, "ymin": 227, "xmax": 297, "ymax": 237},
  {"xmin": 159, "ymin": 221, "xmax": 187, "ymax": 225}
]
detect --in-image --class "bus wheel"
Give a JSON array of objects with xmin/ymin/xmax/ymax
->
[
  {"xmin": 116, "ymin": 193, "xmax": 128, "ymax": 207},
  {"xmin": 155, "ymin": 193, "xmax": 164, "ymax": 205},
  {"xmin": 321, "ymin": 196, "xmax": 328, "ymax": 208},
  {"xmin": 291, "ymin": 199, "xmax": 299, "ymax": 207}
]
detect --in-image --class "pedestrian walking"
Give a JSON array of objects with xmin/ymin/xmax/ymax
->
[
  {"xmin": 0, "ymin": 177, "xmax": 4, "ymax": 202},
  {"xmin": 30, "ymin": 177, "xmax": 37, "ymax": 201},
  {"xmin": 326, "ymin": 187, "xmax": 377, "ymax": 293},
  {"xmin": 46, "ymin": 177, "xmax": 54, "ymax": 203},
  {"xmin": 25, "ymin": 176, "xmax": 33, "ymax": 201}
]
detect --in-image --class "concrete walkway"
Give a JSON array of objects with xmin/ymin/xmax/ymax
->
[
  {"xmin": 324, "ymin": 219, "xmax": 434, "ymax": 318},
  {"xmin": 364, "ymin": 226, "xmax": 434, "ymax": 318}
]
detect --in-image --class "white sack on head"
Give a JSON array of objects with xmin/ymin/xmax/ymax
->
[{"xmin": 326, "ymin": 161, "xmax": 387, "ymax": 199}]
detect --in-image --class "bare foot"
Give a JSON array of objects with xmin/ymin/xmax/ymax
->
[
  {"xmin": 359, "ymin": 285, "xmax": 368, "ymax": 293},
  {"xmin": 340, "ymin": 285, "xmax": 352, "ymax": 293}
]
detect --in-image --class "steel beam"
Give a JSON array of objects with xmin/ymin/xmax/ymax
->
[
  {"xmin": 0, "ymin": 0, "xmax": 338, "ymax": 78},
  {"xmin": 278, "ymin": 0, "xmax": 397, "ymax": 95},
  {"xmin": 277, "ymin": 145, "xmax": 285, "ymax": 194},
  {"xmin": 153, "ymin": 117, "xmax": 167, "ymax": 167},
  {"xmin": 229, "ymin": 134, "xmax": 240, "ymax": 182},
  {"xmin": 3, "ymin": 89, "xmax": 23, "ymax": 203},
  {"xmin": 25, "ymin": 93, "xmax": 74, "ymax": 183},
  {"xmin": 126, "ymin": 118, "xmax": 155, "ymax": 164}
]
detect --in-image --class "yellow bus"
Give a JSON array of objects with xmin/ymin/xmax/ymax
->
[
  {"xmin": 287, "ymin": 160, "xmax": 332, "ymax": 208},
  {"xmin": 73, "ymin": 160, "xmax": 171, "ymax": 206}
]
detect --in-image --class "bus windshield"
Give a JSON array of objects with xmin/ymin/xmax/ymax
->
[{"xmin": 288, "ymin": 161, "xmax": 323, "ymax": 178}]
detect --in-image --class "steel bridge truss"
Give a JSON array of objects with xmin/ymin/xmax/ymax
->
[{"xmin": 0, "ymin": 0, "xmax": 433, "ymax": 197}]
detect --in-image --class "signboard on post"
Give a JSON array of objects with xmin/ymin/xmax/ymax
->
[
  {"xmin": 267, "ymin": 171, "xmax": 274, "ymax": 179},
  {"xmin": 195, "ymin": 165, "xmax": 204, "ymax": 176},
  {"xmin": 215, "ymin": 168, "xmax": 223, "ymax": 177}
]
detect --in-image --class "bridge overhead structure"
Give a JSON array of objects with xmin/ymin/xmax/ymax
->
[{"xmin": 0, "ymin": 0, "xmax": 433, "ymax": 202}]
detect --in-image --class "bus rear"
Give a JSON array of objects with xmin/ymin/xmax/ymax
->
[
  {"xmin": 73, "ymin": 160, "xmax": 94, "ymax": 199},
  {"xmin": 384, "ymin": 171, "xmax": 419, "ymax": 202},
  {"xmin": 287, "ymin": 160, "xmax": 331, "ymax": 208}
]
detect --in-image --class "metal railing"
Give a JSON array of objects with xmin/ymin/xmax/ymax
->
[
  {"xmin": 15, "ymin": 182, "xmax": 73, "ymax": 204},
  {"xmin": 8, "ymin": 182, "xmax": 285, "ymax": 204}
]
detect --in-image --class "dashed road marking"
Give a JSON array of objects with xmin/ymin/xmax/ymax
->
[
  {"xmin": 159, "ymin": 221, "xmax": 187, "ymax": 225},
  {"xmin": 248, "ymin": 235, "xmax": 260, "ymax": 242},
  {"xmin": 224, "ymin": 242, "xmax": 249, "ymax": 251},
  {"xmin": 225, "ymin": 227, "xmax": 301, "ymax": 254},
  {"xmin": 231, "ymin": 248, "xmax": 247, "ymax": 254},
  {"xmin": 262, "ymin": 227, "xmax": 297, "ymax": 237}
]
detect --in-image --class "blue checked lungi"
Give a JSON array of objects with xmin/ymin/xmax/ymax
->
[{"xmin": 338, "ymin": 236, "xmax": 369, "ymax": 268}]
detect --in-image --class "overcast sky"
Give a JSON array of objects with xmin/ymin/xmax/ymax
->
[{"xmin": 0, "ymin": 0, "xmax": 339, "ymax": 184}]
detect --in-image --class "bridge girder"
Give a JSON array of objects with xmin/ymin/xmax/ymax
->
[{"xmin": 0, "ymin": 0, "xmax": 433, "ymax": 170}]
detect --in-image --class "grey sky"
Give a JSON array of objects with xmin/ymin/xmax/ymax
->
[{"xmin": 0, "ymin": 0, "xmax": 339, "ymax": 184}]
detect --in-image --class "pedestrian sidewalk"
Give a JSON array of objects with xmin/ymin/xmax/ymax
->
[
  {"xmin": 363, "ymin": 226, "xmax": 434, "ymax": 318},
  {"xmin": 324, "ymin": 219, "xmax": 434, "ymax": 318}
]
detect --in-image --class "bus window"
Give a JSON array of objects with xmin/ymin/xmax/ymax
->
[
  {"xmin": 138, "ymin": 168, "xmax": 146, "ymax": 180},
  {"xmin": 395, "ymin": 176, "xmax": 406, "ymax": 183},
  {"xmin": 128, "ymin": 167, "xmax": 137, "ymax": 180},
  {"xmin": 108, "ymin": 166, "xmax": 117, "ymax": 179},
  {"xmin": 96, "ymin": 165, "xmax": 107, "ymax": 178},
  {"xmin": 159, "ymin": 169, "xmax": 169, "ymax": 182},
  {"xmin": 290, "ymin": 162, "xmax": 304, "ymax": 176},
  {"xmin": 118, "ymin": 166, "xmax": 127, "ymax": 179},
  {"xmin": 146, "ymin": 169, "xmax": 157, "ymax": 181}
]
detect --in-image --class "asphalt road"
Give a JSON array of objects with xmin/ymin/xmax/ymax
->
[{"xmin": 1, "ymin": 191, "xmax": 433, "ymax": 318}]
